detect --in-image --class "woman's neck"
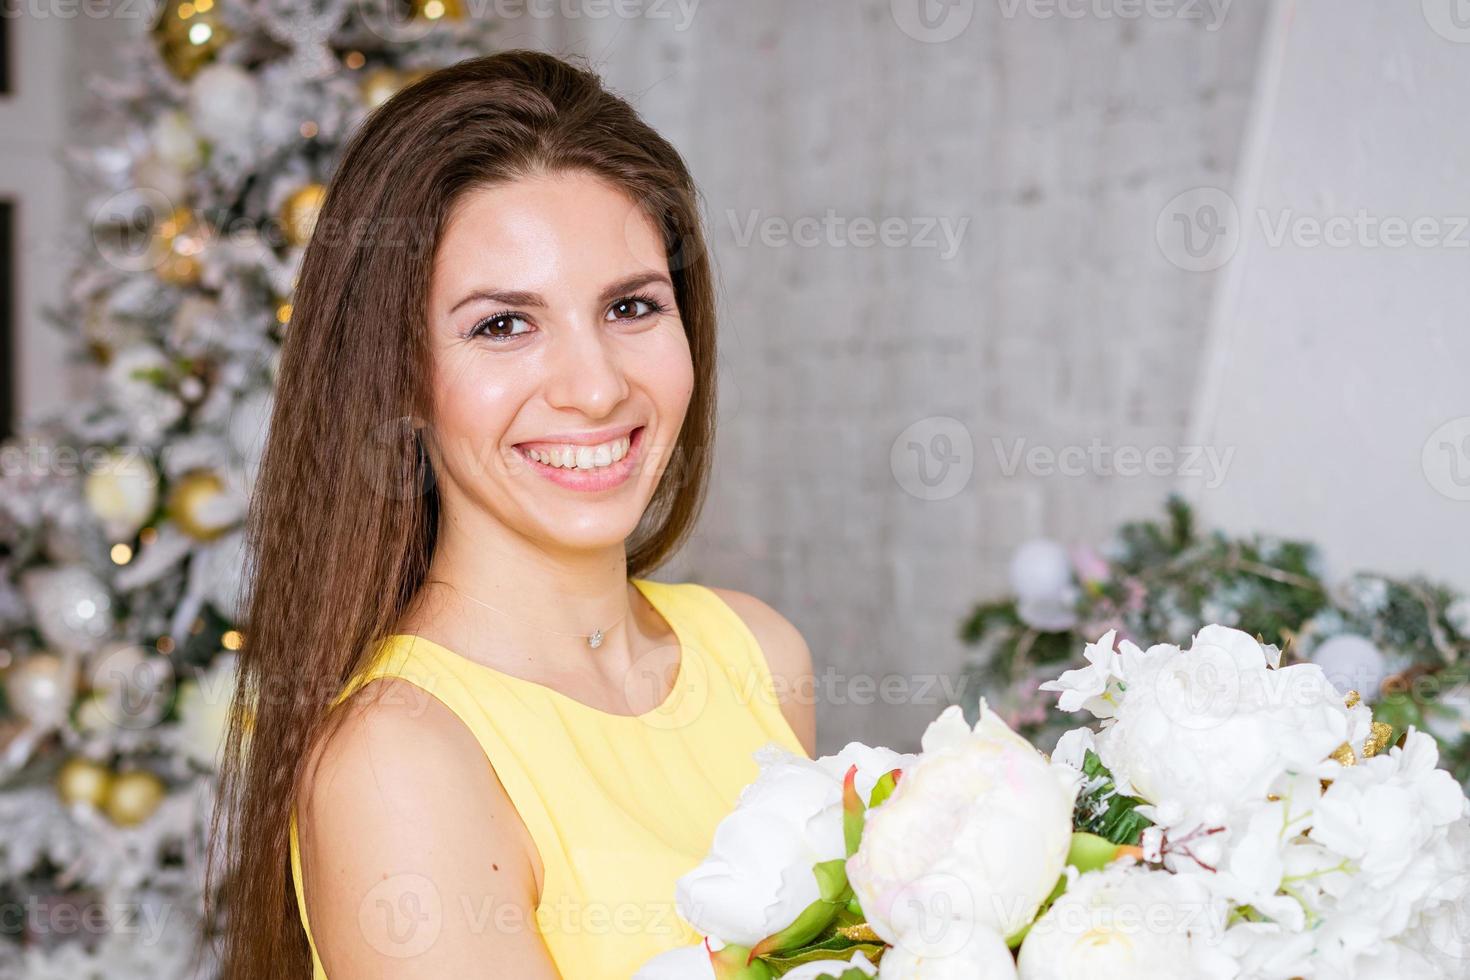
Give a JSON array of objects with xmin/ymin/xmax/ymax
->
[{"xmin": 409, "ymin": 507, "xmax": 635, "ymax": 653}]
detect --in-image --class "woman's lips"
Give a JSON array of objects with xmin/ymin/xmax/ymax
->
[{"xmin": 517, "ymin": 425, "xmax": 647, "ymax": 492}]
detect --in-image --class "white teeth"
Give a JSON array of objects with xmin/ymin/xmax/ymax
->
[{"xmin": 526, "ymin": 433, "xmax": 632, "ymax": 471}]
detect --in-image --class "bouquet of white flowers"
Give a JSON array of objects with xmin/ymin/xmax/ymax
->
[{"xmin": 636, "ymin": 625, "xmax": 1470, "ymax": 979}]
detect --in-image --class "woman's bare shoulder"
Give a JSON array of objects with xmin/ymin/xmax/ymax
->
[{"xmin": 295, "ymin": 678, "xmax": 559, "ymax": 976}]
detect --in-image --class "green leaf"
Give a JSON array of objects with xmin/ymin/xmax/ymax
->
[
  {"xmin": 867, "ymin": 768, "xmax": 901, "ymax": 809},
  {"xmin": 750, "ymin": 896, "xmax": 843, "ymax": 959},
  {"xmin": 709, "ymin": 943, "xmax": 775, "ymax": 979},
  {"xmin": 812, "ymin": 859, "xmax": 850, "ymax": 904},
  {"xmin": 1073, "ymin": 750, "xmax": 1153, "ymax": 846},
  {"xmin": 762, "ymin": 940, "xmax": 886, "ymax": 977}
]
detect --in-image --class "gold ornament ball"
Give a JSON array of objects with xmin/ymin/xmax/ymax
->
[
  {"xmin": 56, "ymin": 757, "xmax": 113, "ymax": 809},
  {"xmin": 168, "ymin": 470, "xmax": 232, "ymax": 541},
  {"xmin": 104, "ymin": 770, "xmax": 167, "ymax": 827},
  {"xmin": 280, "ymin": 183, "xmax": 328, "ymax": 247},
  {"xmin": 414, "ymin": 0, "xmax": 466, "ymax": 20},
  {"xmin": 152, "ymin": 0, "xmax": 231, "ymax": 81},
  {"xmin": 359, "ymin": 68, "xmax": 407, "ymax": 111},
  {"xmin": 153, "ymin": 207, "xmax": 205, "ymax": 287}
]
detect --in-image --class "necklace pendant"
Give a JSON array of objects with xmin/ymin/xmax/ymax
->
[{"xmin": 588, "ymin": 629, "xmax": 604, "ymax": 649}]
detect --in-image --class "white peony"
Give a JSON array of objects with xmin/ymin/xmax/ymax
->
[
  {"xmin": 1088, "ymin": 625, "xmax": 1365, "ymax": 831},
  {"xmin": 676, "ymin": 741, "xmax": 914, "ymax": 948},
  {"xmin": 1017, "ymin": 862, "xmax": 1232, "ymax": 980},
  {"xmin": 847, "ymin": 704, "xmax": 1079, "ymax": 950},
  {"xmin": 1311, "ymin": 729, "xmax": 1467, "ymax": 884},
  {"xmin": 1039, "ymin": 631, "xmax": 1123, "ymax": 718},
  {"xmin": 877, "ymin": 927, "xmax": 1017, "ymax": 979},
  {"xmin": 633, "ymin": 944, "xmax": 879, "ymax": 980},
  {"xmin": 632, "ymin": 943, "xmax": 711, "ymax": 979}
]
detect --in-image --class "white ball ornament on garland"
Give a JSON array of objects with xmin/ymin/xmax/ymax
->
[
  {"xmin": 21, "ymin": 566, "xmax": 115, "ymax": 657},
  {"xmin": 87, "ymin": 643, "xmax": 175, "ymax": 731},
  {"xmin": 176, "ymin": 653, "xmax": 238, "ymax": 770},
  {"xmin": 149, "ymin": 109, "xmax": 204, "ymax": 171},
  {"xmin": 1009, "ymin": 539, "xmax": 1074, "ymax": 598},
  {"xmin": 4, "ymin": 653, "xmax": 79, "ymax": 729},
  {"xmin": 1447, "ymin": 596, "xmax": 1470, "ymax": 638},
  {"xmin": 188, "ymin": 62, "xmax": 260, "ymax": 151},
  {"xmin": 1310, "ymin": 633, "xmax": 1390, "ymax": 697},
  {"xmin": 1010, "ymin": 539, "xmax": 1081, "ymax": 632},
  {"xmin": 84, "ymin": 450, "xmax": 159, "ymax": 541}
]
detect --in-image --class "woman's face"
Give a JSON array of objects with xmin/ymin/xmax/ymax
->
[{"xmin": 423, "ymin": 170, "xmax": 695, "ymax": 555}]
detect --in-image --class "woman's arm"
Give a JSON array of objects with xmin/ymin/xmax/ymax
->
[
  {"xmin": 710, "ymin": 588, "xmax": 818, "ymax": 756},
  {"xmin": 296, "ymin": 679, "xmax": 562, "ymax": 978}
]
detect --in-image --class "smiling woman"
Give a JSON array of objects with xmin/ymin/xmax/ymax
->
[{"xmin": 208, "ymin": 51, "xmax": 815, "ymax": 980}]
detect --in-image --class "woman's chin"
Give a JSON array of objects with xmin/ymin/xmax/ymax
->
[{"xmin": 521, "ymin": 511, "xmax": 647, "ymax": 556}]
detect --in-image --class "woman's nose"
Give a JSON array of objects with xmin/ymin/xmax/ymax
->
[{"xmin": 542, "ymin": 320, "xmax": 631, "ymax": 418}]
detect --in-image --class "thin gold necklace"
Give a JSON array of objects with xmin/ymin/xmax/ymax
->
[{"xmin": 424, "ymin": 578, "xmax": 631, "ymax": 649}]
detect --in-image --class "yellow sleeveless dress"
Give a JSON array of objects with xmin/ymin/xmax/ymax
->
[{"xmin": 287, "ymin": 577, "xmax": 808, "ymax": 979}]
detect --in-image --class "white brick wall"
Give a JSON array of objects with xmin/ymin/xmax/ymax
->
[{"xmin": 538, "ymin": 0, "xmax": 1270, "ymax": 750}]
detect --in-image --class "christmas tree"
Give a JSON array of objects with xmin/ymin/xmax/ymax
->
[{"xmin": 0, "ymin": 3, "xmax": 494, "ymax": 975}]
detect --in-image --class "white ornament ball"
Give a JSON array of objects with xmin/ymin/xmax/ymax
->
[
  {"xmin": 1310, "ymin": 633, "xmax": 1389, "ymax": 697},
  {"xmin": 21, "ymin": 565, "xmax": 115, "ymax": 656},
  {"xmin": 84, "ymin": 450, "xmax": 159, "ymax": 541},
  {"xmin": 149, "ymin": 109, "xmax": 203, "ymax": 171},
  {"xmin": 5, "ymin": 653, "xmax": 78, "ymax": 728},
  {"xmin": 1010, "ymin": 539, "xmax": 1075, "ymax": 600},
  {"xmin": 88, "ymin": 643, "xmax": 174, "ymax": 730},
  {"xmin": 176, "ymin": 653, "xmax": 238, "ymax": 770},
  {"xmin": 1447, "ymin": 597, "xmax": 1470, "ymax": 638},
  {"xmin": 188, "ymin": 63, "xmax": 260, "ymax": 149}
]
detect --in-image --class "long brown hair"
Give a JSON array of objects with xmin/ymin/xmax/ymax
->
[{"xmin": 207, "ymin": 50, "xmax": 718, "ymax": 978}]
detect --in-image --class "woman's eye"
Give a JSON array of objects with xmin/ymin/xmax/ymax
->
[
  {"xmin": 472, "ymin": 314, "xmax": 532, "ymax": 340},
  {"xmin": 607, "ymin": 297, "xmax": 659, "ymax": 321}
]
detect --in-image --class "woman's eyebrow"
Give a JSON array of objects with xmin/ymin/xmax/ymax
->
[
  {"xmin": 597, "ymin": 272, "xmax": 674, "ymax": 304},
  {"xmin": 449, "ymin": 287, "xmax": 543, "ymax": 314},
  {"xmin": 448, "ymin": 272, "xmax": 674, "ymax": 316}
]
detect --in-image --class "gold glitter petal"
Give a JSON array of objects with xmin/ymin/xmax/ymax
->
[{"xmin": 1362, "ymin": 721, "xmax": 1394, "ymax": 759}]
